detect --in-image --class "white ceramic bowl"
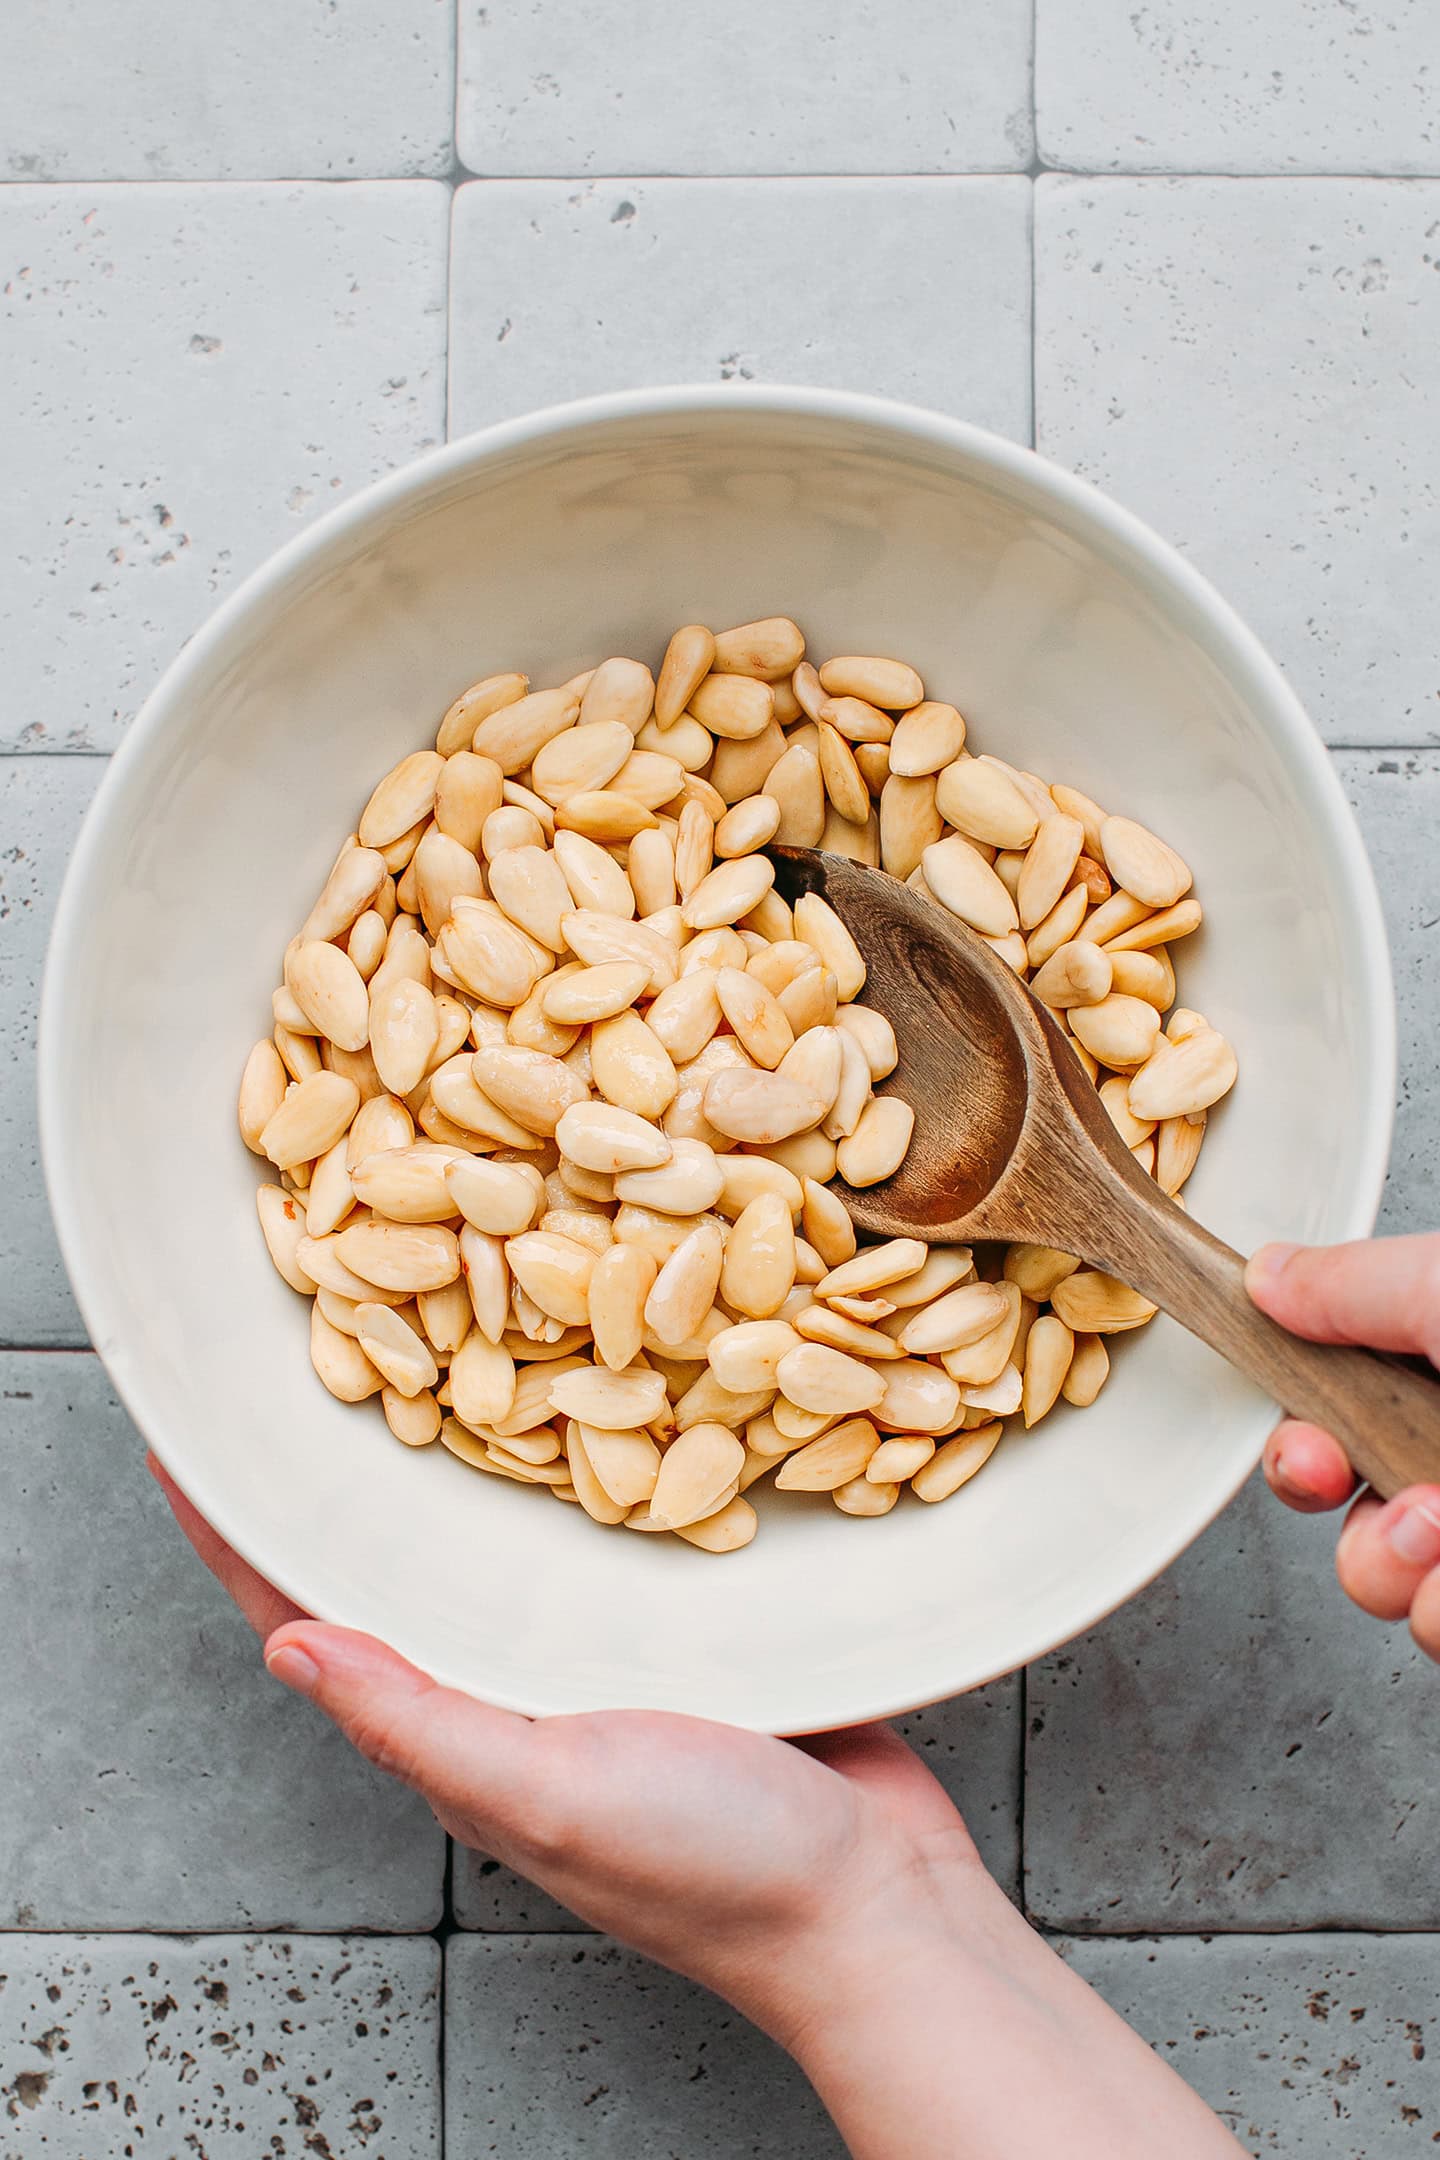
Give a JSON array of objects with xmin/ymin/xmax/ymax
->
[{"xmin": 41, "ymin": 387, "xmax": 1394, "ymax": 1734}]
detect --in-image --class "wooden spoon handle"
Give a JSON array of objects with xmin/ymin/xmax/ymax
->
[{"xmin": 1098, "ymin": 1192, "xmax": 1440, "ymax": 1502}]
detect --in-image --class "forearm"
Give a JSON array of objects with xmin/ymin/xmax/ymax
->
[{"xmin": 781, "ymin": 1872, "xmax": 1243, "ymax": 2160}]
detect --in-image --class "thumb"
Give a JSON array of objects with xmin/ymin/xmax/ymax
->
[
  {"xmin": 264, "ymin": 1622, "xmax": 546, "ymax": 1852},
  {"xmin": 1244, "ymin": 1235, "xmax": 1440, "ymax": 1364}
]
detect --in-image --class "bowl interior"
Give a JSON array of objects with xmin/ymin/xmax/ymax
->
[{"xmin": 43, "ymin": 393, "xmax": 1391, "ymax": 1732}]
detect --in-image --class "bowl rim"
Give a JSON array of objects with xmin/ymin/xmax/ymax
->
[{"xmin": 39, "ymin": 383, "xmax": 1397, "ymax": 1729}]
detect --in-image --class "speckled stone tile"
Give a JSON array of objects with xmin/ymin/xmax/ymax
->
[
  {"xmin": 1035, "ymin": 177, "xmax": 1440, "ymax": 747},
  {"xmin": 0, "ymin": 1352, "xmax": 445, "ymax": 1930},
  {"xmin": 0, "ymin": 1934, "xmax": 440, "ymax": 2159},
  {"xmin": 1337, "ymin": 752, "xmax": 1440, "ymax": 1238},
  {"xmin": 0, "ymin": 759, "xmax": 100, "ymax": 1347},
  {"xmin": 447, "ymin": 178, "xmax": 1032, "ymax": 438},
  {"xmin": 445, "ymin": 1937, "xmax": 843, "ymax": 2159},
  {"xmin": 1063, "ymin": 1934, "xmax": 1440, "ymax": 2156},
  {"xmin": 457, "ymin": 0, "xmax": 1033, "ymax": 176},
  {"xmin": 1, "ymin": 182, "xmax": 448, "ymax": 754},
  {"xmin": 1025, "ymin": 1471, "xmax": 1440, "ymax": 1931},
  {"xmin": 1, "ymin": 0, "xmax": 452, "ymax": 180},
  {"xmin": 453, "ymin": 1677, "xmax": 1022, "ymax": 1929},
  {"xmin": 1037, "ymin": 1, "xmax": 1440, "ymax": 175}
]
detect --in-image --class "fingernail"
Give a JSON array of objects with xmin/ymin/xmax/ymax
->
[
  {"xmin": 1271, "ymin": 1446, "xmax": 1311, "ymax": 1498},
  {"xmin": 1383, "ymin": 1499, "xmax": 1440, "ymax": 1569},
  {"xmin": 266, "ymin": 1643, "xmax": 321, "ymax": 1698},
  {"xmin": 1246, "ymin": 1242, "xmax": 1300, "ymax": 1290}
]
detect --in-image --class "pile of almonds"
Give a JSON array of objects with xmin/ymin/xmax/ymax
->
[{"xmin": 238, "ymin": 616, "xmax": 1237, "ymax": 1552}]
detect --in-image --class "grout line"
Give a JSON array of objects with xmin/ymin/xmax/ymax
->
[{"xmin": 3, "ymin": 168, "xmax": 1440, "ymax": 187}]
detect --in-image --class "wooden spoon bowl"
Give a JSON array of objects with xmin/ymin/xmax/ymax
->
[{"xmin": 772, "ymin": 845, "xmax": 1440, "ymax": 1501}]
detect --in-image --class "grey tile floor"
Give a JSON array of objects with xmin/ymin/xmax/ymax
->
[{"xmin": 3, "ymin": 5, "xmax": 1438, "ymax": 2151}]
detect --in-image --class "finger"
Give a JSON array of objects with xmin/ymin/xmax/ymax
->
[
  {"xmin": 148, "ymin": 1452, "xmax": 305, "ymax": 1638},
  {"xmin": 1408, "ymin": 1568, "xmax": 1440, "ymax": 1664},
  {"xmin": 1262, "ymin": 1421, "xmax": 1358, "ymax": 1514},
  {"xmin": 1333, "ymin": 1484, "xmax": 1440, "ymax": 1622},
  {"xmin": 794, "ymin": 1723, "xmax": 966, "ymax": 1842},
  {"xmin": 264, "ymin": 1621, "xmax": 544, "ymax": 1852},
  {"xmin": 1245, "ymin": 1236, "xmax": 1440, "ymax": 1361}
]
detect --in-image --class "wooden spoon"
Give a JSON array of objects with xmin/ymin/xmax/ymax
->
[{"xmin": 771, "ymin": 846, "xmax": 1440, "ymax": 1501}]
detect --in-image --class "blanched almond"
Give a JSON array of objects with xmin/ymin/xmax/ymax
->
[
  {"xmin": 590, "ymin": 1010, "xmax": 678, "ymax": 1119},
  {"xmin": 836, "ymin": 1096, "xmax": 914, "ymax": 1187},
  {"xmin": 888, "ymin": 700, "xmax": 966, "ymax": 775},
  {"xmin": 879, "ymin": 773, "xmax": 942, "ymax": 881},
  {"xmin": 256, "ymin": 1184, "xmax": 315, "ymax": 1292},
  {"xmin": 1017, "ymin": 815, "xmax": 1085, "ymax": 931},
  {"xmin": 712, "ymin": 617, "xmax": 805, "ymax": 679},
  {"xmin": 1155, "ymin": 1112, "xmax": 1206, "ymax": 1195},
  {"xmin": 911, "ymin": 1422, "xmax": 1003, "ymax": 1502},
  {"xmin": 1102, "ymin": 898, "xmax": 1203, "ymax": 952},
  {"xmin": 358, "ymin": 752, "xmax": 443, "ymax": 848},
  {"xmin": 301, "ymin": 845, "xmax": 388, "ymax": 943},
  {"xmin": 670, "ymin": 1494, "xmax": 758, "ymax": 1551},
  {"xmin": 506, "ymin": 1231, "xmax": 596, "ymax": 1326},
  {"xmin": 873, "ymin": 1358, "xmax": 960, "ymax": 1433},
  {"xmin": 369, "ymin": 975, "xmax": 440, "ymax": 1096},
  {"xmin": 587, "ymin": 1243, "xmax": 657, "ymax": 1371},
  {"xmin": 647, "ymin": 1421, "xmax": 747, "ymax": 1530},
  {"xmin": 898, "ymin": 1280, "xmax": 1010, "ymax": 1354},
  {"xmin": 776, "ymin": 1343, "xmax": 885, "ymax": 1415},
  {"xmin": 834, "ymin": 1475, "xmax": 899, "ymax": 1515},
  {"xmin": 439, "ymin": 906, "xmax": 540, "ymax": 1009},
  {"xmin": 472, "ymin": 685, "xmax": 578, "ymax": 774},
  {"xmin": 613, "ymin": 1138, "xmax": 724, "ymax": 1216},
  {"xmin": 704, "ymin": 1069, "xmax": 825, "ymax": 1146},
  {"xmin": 792, "ymin": 892, "xmax": 866, "ymax": 1002},
  {"xmin": 311, "ymin": 1301, "xmax": 384, "ymax": 1401},
  {"xmin": 867, "ymin": 1435, "xmax": 935, "ymax": 1483},
  {"xmin": 656, "ymin": 624, "xmax": 716, "ymax": 729},
  {"xmin": 260, "ymin": 1071, "xmax": 360, "ymax": 1170},
  {"xmin": 935, "ymin": 758, "xmax": 1037, "ymax": 849},
  {"xmin": 681, "ymin": 855, "xmax": 775, "ymax": 931},
  {"xmin": 774, "ymin": 1414, "xmax": 881, "ymax": 1489},
  {"xmin": 549, "ymin": 1363, "xmax": 668, "ymax": 1429},
  {"xmin": 1061, "ymin": 1332, "xmax": 1111, "ymax": 1406},
  {"xmin": 920, "ymin": 836, "xmax": 1018, "ymax": 938},
  {"xmin": 688, "ymin": 673, "xmax": 774, "ymax": 740},
  {"xmin": 764, "ymin": 744, "xmax": 826, "ymax": 847},
  {"xmin": 383, "ymin": 1385, "xmax": 442, "ymax": 1447},
  {"xmin": 335, "ymin": 1219, "xmax": 460, "ymax": 1293},
  {"xmin": 556, "ymin": 1099, "xmax": 672, "ymax": 1173},
  {"xmin": 818, "ymin": 655, "xmax": 924, "ymax": 710},
  {"xmin": 801, "ymin": 1176, "xmax": 856, "ymax": 1269},
  {"xmin": 578, "ymin": 656, "xmax": 655, "ymax": 734},
  {"xmin": 1127, "ymin": 1030, "xmax": 1237, "ymax": 1121},
  {"xmin": 1049, "ymin": 1270, "xmax": 1158, "ymax": 1334},
  {"xmin": 1022, "ymin": 1315, "xmax": 1075, "ymax": 1427},
  {"xmin": 285, "ymin": 941, "xmax": 370, "ymax": 1053},
  {"xmin": 347, "ymin": 1091, "xmax": 415, "ymax": 1168},
  {"xmin": 450, "ymin": 1331, "xmax": 518, "ymax": 1427},
  {"xmin": 708, "ymin": 1321, "xmax": 803, "ymax": 1393},
  {"xmin": 472, "ymin": 1044, "xmax": 589, "ymax": 1135},
  {"xmin": 1029, "ymin": 939, "xmax": 1112, "ymax": 1009},
  {"xmin": 720, "ymin": 1191, "xmax": 797, "ymax": 1319},
  {"xmin": 562, "ymin": 910, "xmax": 679, "ymax": 994},
  {"xmin": 436, "ymin": 671, "xmax": 527, "ymax": 755},
  {"xmin": 355, "ymin": 1302, "xmax": 440, "ymax": 1397},
  {"xmin": 643, "ymin": 1218, "xmax": 724, "ymax": 1347},
  {"xmin": 1068, "ymin": 994, "xmax": 1163, "ymax": 1073},
  {"xmin": 239, "ymin": 1039, "xmax": 289, "ymax": 1153},
  {"xmin": 577, "ymin": 1422, "xmax": 662, "ymax": 1507},
  {"xmin": 351, "ymin": 1143, "xmax": 459, "ymax": 1223},
  {"xmin": 1100, "ymin": 816, "xmax": 1193, "ymax": 909},
  {"xmin": 714, "ymin": 794, "xmax": 782, "ymax": 858}
]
